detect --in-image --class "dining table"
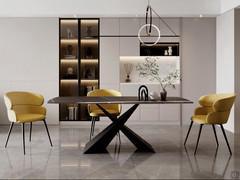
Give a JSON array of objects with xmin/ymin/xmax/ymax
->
[{"xmin": 48, "ymin": 96, "xmax": 193, "ymax": 154}]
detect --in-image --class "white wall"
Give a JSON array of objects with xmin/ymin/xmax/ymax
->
[
  {"xmin": 221, "ymin": 0, "xmax": 240, "ymax": 13},
  {"xmin": 217, "ymin": 8, "xmax": 240, "ymax": 133},
  {"xmin": 0, "ymin": 0, "xmax": 220, "ymax": 17},
  {"xmin": 0, "ymin": 18, "xmax": 59, "ymax": 125},
  {"xmin": 216, "ymin": 10, "xmax": 235, "ymax": 132},
  {"xmin": 235, "ymin": 9, "xmax": 240, "ymax": 134},
  {"xmin": 100, "ymin": 18, "xmax": 120, "ymax": 90},
  {"xmin": 181, "ymin": 18, "xmax": 216, "ymax": 125}
]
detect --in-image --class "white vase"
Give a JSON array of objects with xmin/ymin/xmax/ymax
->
[{"xmin": 168, "ymin": 46, "xmax": 173, "ymax": 56}]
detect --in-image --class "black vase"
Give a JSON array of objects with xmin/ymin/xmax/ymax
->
[{"xmin": 160, "ymin": 90, "xmax": 167, "ymax": 101}]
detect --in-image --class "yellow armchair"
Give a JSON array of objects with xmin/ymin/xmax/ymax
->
[
  {"xmin": 4, "ymin": 91, "xmax": 52, "ymax": 155},
  {"xmin": 87, "ymin": 89, "xmax": 122, "ymax": 139},
  {"xmin": 184, "ymin": 93, "xmax": 236, "ymax": 155}
]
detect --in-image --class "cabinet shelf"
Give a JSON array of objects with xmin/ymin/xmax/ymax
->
[
  {"xmin": 140, "ymin": 42, "xmax": 179, "ymax": 56},
  {"xmin": 81, "ymin": 20, "xmax": 98, "ymax": 24},
  {"xmin": 61, "ymin": 79, "xmax": 78, "ymax": 81},
  {"xmin": 61, "ymin": 39, "xmax": 78, "ymax": 44},
  {"xmin": 61, "ymin": 20, "xmax": 78, "ymax": 25},
  {"xmin": 81, "ymin": 59, "xmax": 98, "ymax": 64},
  {"xmin": 61, "ymin": 59, "xmax": 78, "ymax": 63},
  {"xmin": 81, "ymin": 39, "xmax": 98, "ymax": 45},
  {"xmin": 81, "ymin": 79, "xmax": 98, "ymax": 85},
  {"xmin": 81, "ymin": 36, "xmax": 98, "ymax": 39}
]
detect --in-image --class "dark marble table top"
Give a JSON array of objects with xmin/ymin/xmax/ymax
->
[{"xmin": 48, "ymin": 96, "xmax": 193, "ymax": 104}]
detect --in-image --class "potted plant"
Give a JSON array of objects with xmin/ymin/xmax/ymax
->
[{"xmin": 136, "ymin": 57, "xmax": 181, "ymax": 101}]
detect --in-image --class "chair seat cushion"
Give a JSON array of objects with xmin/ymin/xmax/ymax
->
[
  {"xmin": 89, "ymin": 109, "xmax": 120, "ymax": 117},
  {"xmin": 191, "ymin": 115, "xmax": 208, "ymax": 124},
  {"xmin": 16, "ymin": 113, "xmax": 45, "ymax": 123}
]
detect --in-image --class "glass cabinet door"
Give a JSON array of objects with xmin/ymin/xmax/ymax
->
[
  {"xmin": 59, "ymin": 19, "xmax": 79, "ymax": 121},
  {"xmin": 80, "ymin": 19, "xmax": 99, "ymax": 120}
]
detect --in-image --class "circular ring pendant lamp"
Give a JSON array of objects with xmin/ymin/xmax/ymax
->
[
  {"xmin": 138, "ymin": 24, "xmax": 161, "ymax": 47},
  {"xmin": 145, "ymin": 5, "xmax": 152, "ymax": 35},
  {"xmin": 138, "ymin": 2, "xmax": 161, "ymax": 46}
]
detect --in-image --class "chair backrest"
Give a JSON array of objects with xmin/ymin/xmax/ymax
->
[
  {"xmin": 87, "ymin": 89, "xmax": 122, "ymax": 115},
  {"xmin": 4, "ymin": 91, "xmax": 44, "ymax": 110},
  {"xmin": 199, "ymin": 93, "xmax": 236, "ymax": 123}
]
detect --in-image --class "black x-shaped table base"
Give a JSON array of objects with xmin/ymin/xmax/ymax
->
[{"xmin": 83, "ymin": 104, "xmax": 155, "ymax": 154}]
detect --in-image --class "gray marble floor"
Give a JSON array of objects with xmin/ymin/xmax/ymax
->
[{"xmin": 0, "ymin": 123, "xmax": 239, "ymax": 179}]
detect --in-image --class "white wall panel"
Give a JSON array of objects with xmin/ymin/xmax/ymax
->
[
  {"xmin": 182, "ymin": 18, "xmax": 216, "ymax": 125},
  {"xmin": 216, "ymin": 10, "xmax": 235, "ymax": 132},
  {"xmin": 0, "ymin": 18, "xmax": 59, "ymax": 124}
]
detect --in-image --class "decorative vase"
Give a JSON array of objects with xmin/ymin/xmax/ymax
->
[
  {"xmin": 168, "ymin": 46, "xmax": 173, "ymax": 56},
  {"xmin": 160, "ymin": 89, "xmax": 167, "ymax": 101},
  {"xmin": 124, "ymin": 63, "xmax": 133, "ymax": 83},
  {"xmin": 164, "ymin": 50, "xmax": 168, "ymax": 56},
  {"xmin": 125, "ymin": 74, "xmax": 131, "ymax": 82}
]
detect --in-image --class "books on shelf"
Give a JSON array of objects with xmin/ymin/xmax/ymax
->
[{"xmin": 68, "ymin": 105, "xmax": 78, "ymax": 120}]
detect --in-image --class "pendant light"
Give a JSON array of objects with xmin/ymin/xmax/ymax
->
[{"xmin": 138, "ymin": 0, "xmax": 177, "ymax": 46}]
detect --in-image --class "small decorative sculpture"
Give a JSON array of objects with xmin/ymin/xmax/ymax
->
[
  {"xmin": 124, "ymin": 63, "xmax": 133, "ymax": 82},
  {"xmin": 66, "ymin": 45, "xmax": 73, "ymax": 55},
  {"xmin": 138, "ymin": 85, "xmax": 149, "ymax": 101},
  {"xmin": 86, "ymin": 26, "xmax": 92, "ymax": 37},
  {"xmin": 67, "ymin": 67, "xmax": 73, "ymax": 75},
  {"xmin": 85, "ymin": 47, "xmax": 93, "ymax": 59},
  {"xmin": 149, "ymin": 91, "xmax": 159, "ymax": 100},
  {"xmin": 168, "ymin": 46, "xmax": 173, "ymax": 56},
  {"xmin": 67, "ymin": 28, "xmax": 73, "ymax": 39}
]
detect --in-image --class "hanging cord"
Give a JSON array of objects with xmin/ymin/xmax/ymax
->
[{"xmin": 151, "ymin": 7, "xmax": 177, "ymax": 36}]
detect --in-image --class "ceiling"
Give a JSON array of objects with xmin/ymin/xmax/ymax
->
[{"xmin": 0, "ymin": 0, "xmax": 239, "ymax": 17}]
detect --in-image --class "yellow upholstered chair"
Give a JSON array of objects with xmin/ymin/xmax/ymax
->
[
  {"xmin": 87, "ymin": 89, "xmax": 122, "ymax": 139},
  {"xmin": 184, "ymin": 93, "xmax": 236, "ymax": 155},
  {"xmin": 4, "ymin": 91, "xmax": 52, "ymax": 154}
]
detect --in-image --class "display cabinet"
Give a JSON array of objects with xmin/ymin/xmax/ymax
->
[{"xmin": 59, "ymin": 18, "xmax": 99, "ymax": 121}]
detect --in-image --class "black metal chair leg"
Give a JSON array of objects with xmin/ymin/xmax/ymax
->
[
  {"xmin": 92, "ymin": 117, "xmax": 96, "ymax": 137},
  {"xmin": 118, "ymin": 131, "xmax": 121, "ymax": 145},
  {"xmin": 220, "ymin": 125, "xmax": 232, "ymax": 155},
  {"xmin": 5, "ymin": 122, "xmax": 14, "ymax": 148},
  {"xmin": 43, "ymin": 120, "xmax": 53, "ymax": 147},
  {"xmin": 194, "ymin": 124, "xmax": 203, "ymax": 155},
  {"xmin": 212, "ymin": 125, "xmax": 219, "ymax": 147},
  {"xmin": 184, "ymin": 121, "xmax": 193, "ymax": 146},
  {"xmin": 29, "ymin": 122, "xmax": 32, "ymax": 142},
  {"xmin": 22, "ymin": 123, "xmax": 26, "ymax": 155},
  {"xmin": 90, "ymin": 117, "xmax": 94, "ymax": 140}
]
